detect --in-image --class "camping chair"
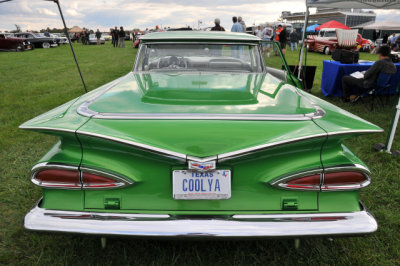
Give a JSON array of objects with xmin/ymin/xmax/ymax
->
[{"xmin": 366, "ymin": 73, "xmax": 393, "ymax": 111}]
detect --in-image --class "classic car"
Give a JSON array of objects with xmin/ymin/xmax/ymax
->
[
  {"xmin": 133, "ymin": 34, "xmax": 141, "ymax": 48},
  {"xmin": 102, "ymin": 33, "xmax": 112, "ymax": 41},
  {"xmin": 22, "ymin": 31, "xmax": 379, "ymax": 242},
  {"xmin": 12, "ymin": 32, "xmax": 57, "ymax": 48},
  {"xmin": 307, "ymin": 28, "xmax": 358, "ymax": 54},
  {"xmin": 0, "ymin": 33, "xmax": 33, "ymax": 51},
  {"xmin": 88, "ymin": 34, "xmax": 105, "ymax": 45},
  {"xmin": 356, "ymin": 34, "xmax": 374, "ymax": 52},
  {"xmin": 51, "ymin": 33, "xmax": 69, "ymax": 44}
]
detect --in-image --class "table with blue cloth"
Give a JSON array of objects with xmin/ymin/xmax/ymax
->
[{"xmin": 321, "ymin": 60, "xmax": 400, "ymax": 97}]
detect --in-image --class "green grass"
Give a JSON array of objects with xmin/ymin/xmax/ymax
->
[{"xmin": 1, "ymin": 42, "xmax": 400, "ymax": 265}]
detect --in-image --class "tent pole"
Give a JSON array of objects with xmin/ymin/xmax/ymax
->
[
  {"xmin": 385, "ymin": 98, "xmax": 400, "ymax": 153},
  {"xmin": 298, "ymin": 6, "xmax": 310, "ymax": 80}
]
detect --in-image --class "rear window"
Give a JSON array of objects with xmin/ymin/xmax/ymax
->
[{"xmin": 135, "ymin": 43, "xmax": 264, "ymax": 73}]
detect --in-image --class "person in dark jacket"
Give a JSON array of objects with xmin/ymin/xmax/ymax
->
[
  {"xmin": 112, "ymin": 26, "xmax": 119, "ymax": 48},
  {"xmin": 383, "ymin": 33, "xmax": 389, "ymax": 45},
  {"xmin": 118, "ymin": 26, "xmax": 126, "ymax": 48},
  {"xmin": 342, "ymin": 46, "xmax": 397, "ymax": 102},
  {"xmin": 279, "ymin": 26, "xmax": 287, "ymax": 55},
  {"xmin": 289, "ymin": 29, "xmax": 298, "ymax": 51},
  {"xmin": 95, "ymin": 29, "xmax": 102, "ymax": 45},
  {"xmin": 211, "ymin": 18, "xmax": 225, "ymax": 31}
]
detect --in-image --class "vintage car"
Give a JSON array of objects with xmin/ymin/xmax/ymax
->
[
  {"xmin": 51, "ymin": 33, "xmax": 69, "ymax": 45},
  {"xmin": 357, "ymin": 34, "xmax": 374, "ymax": 52},
  {"xmin": 307, "ymin": 28, "xmax": 358, "ymax": 55},
  {"xmin": 21, "ymin": 31, "xmax": 379, "ymax": 242},
  {"xmin": 88, "ymin": 34, "xmax": 105, "ymax": 45},
  {"xmin": 133, "ymin": 34, "xmax": 141, "ymax": 48},
  {"xmin": 0, "ymin": 33, "xmax": 33, "ymax": 51},
  {"xmin": 12, "ymin": 32, "xmax": 57, "ymax": 48}
]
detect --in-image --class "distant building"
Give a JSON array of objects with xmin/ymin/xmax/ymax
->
[{"xmin": 282, "ymin": 8, "xmax": 376, "ymax": 30}]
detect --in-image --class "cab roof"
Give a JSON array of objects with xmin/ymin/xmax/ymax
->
[{"xmin": 140, "ymin": 31, "xmax": 261, "ymax": 43}]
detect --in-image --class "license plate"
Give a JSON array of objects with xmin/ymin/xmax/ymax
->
[{"xmin": 173, "ymin": 170, "xmax": 231, "ymax": 200}]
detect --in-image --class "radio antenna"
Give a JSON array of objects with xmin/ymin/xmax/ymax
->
[{"xmin": 0, "ymin": 0, "xmax": 88, "ymax": 93}]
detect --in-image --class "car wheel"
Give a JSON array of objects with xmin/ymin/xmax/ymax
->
[
  {"xmin": 16, "ymin": 45, "xmax": 23, "ymax": 52},
  {"xmin": 42, "ymin": 42, "xmax": 51, "ymax": 49},
  {"xmin": 324, "ymin": 46, "xmax": 330, "ymax": 55}
]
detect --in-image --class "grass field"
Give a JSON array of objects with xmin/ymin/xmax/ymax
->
[{"xmin": 1, "ymin": 42, "xmax": 400, "ymax": 265}]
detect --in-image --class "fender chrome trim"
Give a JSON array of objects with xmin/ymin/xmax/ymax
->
[{"xmin": 24, "ymin": 201, "xmax": 377, "ymax": 238}]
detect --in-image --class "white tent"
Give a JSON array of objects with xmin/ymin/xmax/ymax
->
[
  {"xmin": 299, "ymin": 0, "xmax": 400, "ymax": 154},
  {"xmin": 306, "ymin": 0, "xmax": 400, "ymax": 9},
  {"xmin": 362, "ymin": 20, "xmax": 400, "ymax": 31}
]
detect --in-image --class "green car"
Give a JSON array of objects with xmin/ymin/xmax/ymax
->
[{"xmin": 21, "ymin": 31, "xmax": 380, "ymax": 239}]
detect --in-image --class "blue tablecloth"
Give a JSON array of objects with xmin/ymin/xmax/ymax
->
[{"xmin": 321, "ymin": 60, "xmax": 400, "ymax": 97}]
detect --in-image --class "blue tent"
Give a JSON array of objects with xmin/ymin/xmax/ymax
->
[{"xmin": 302, "ymin": 24, "xmax": 320, "ymax": 32}]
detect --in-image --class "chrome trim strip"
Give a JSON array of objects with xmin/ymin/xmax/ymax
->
[
  {"xmin": 19, "ymin": 126, "xmax": 76, "ymax": 134},
  {"xmin": 78, "ymin": 112, "xmax": 320, "ymax": 121},
  {"xmin": 76, "ymin": 130, "xmax": 188, "ymax": 161},
  {"xmin": 24, "ymin": 201, "xmax": 377, "ymax": 237},
  {"xmin": 217, "ymin": 133, "xmax": 328, "ymax": 162}
]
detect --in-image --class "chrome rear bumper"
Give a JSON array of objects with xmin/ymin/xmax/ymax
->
[{"xmin": 24, "ymin": 203, "xmax": 377, "ymax": 238}]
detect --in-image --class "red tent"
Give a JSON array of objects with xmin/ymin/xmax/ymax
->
[{"xmin": 315, "ymin": 20, "xmax": 350, "ymax": 31}]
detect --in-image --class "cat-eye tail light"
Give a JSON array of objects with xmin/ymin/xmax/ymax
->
[
  {"xmin": 271, "ymin": 165, "xmax": 371, "ymax": 191},
  {"xmin": 31, "ymin": 163, "xmax": 133, "ymax": 190},
  {"xmin": 31, "ymin": 164, "xmax": 81, "ymax": 189},
  {"xmin": 81, "ymin": 168, "xmax": 132, "ymax": 189}
]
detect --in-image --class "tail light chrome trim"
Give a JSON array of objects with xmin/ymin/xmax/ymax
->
[
  {"xmin": 31, "ymin": 163, "xmax": 133, "ymax": 190},
  {"xmin": 270, "ymin": 164, "xmax": 371, "ymax": 191}
]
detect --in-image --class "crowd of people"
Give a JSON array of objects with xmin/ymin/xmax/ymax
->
[{"xmin": 209, "ymin": 17, "xmax": 300, "ymax": 57}]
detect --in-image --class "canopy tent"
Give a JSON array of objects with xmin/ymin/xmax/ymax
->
[
  {"xmin": 302, "ymin": 24, "xmax": 320, "ymax": 32},
  {"xmin": 316, "ymin": 20, "xmax": 350, "ymax": 31},
  {"xmin": 299, "ymin": 0, "xmax": 400, "ymax": 154},
  {"xmin": 306, "ymin": 0, "xmax": 400, "ymax": 9},
  {"xmin": 362, "ymin": 20, "xmax": 400, "ymax": 31},
  {"xmin": 69, "ymin": 26, "xmax": 83, "ymax": 33}
]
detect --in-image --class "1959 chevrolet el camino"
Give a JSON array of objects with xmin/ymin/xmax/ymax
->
[{"xmin": 21, "ymin": 31, "xmax": 380, "ymax": 239}]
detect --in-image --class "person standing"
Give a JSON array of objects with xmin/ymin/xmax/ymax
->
[
  {"xmin": 95, "ymin": 29, "xmax": 102, "ymax": 45},
  {"xmin": 289, "ymin": 29, "xmax": 298, "ymax": 51},
  {"xmin": 231, "ymin": 17, "xmax": 242, "ymax": 33},
  {"xmin": 261, "ymin": 24, "xmax": 273, "ymax": 57},
  {"xmin": 211, "ymin": 18, "xmax": 225, "ymax": 31},
  {"xmin": 255, "ymin": 25, "xmax": 263, "ymax": 38},
  {"xmin": 279, "ymin": 25, "xmax": 288, "ymax": 55},
  {"xmin": 118, "ymin": 26, "xmax": 126, "ymax": 48},
  {"xmin": 382, "ymin": 33, "xmax": 389, "ymax": 45},
  {"xmin": 112, "ymin": 26, "xmax": 119, "ymax": 48},
  {"xmin": 238, "ymin": 16, "xmax": 246, "ymax": 33}
]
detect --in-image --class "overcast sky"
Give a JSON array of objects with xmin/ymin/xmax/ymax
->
[{"xmin": 1, "ymin": 0, "xmax": 400, "ymax": 32}]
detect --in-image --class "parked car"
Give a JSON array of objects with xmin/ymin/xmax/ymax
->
[
  {"xmin": 125, "ymin": 32, "xmax": 131, "ymax": 41},
  {"xmin": 307, "ymin": 28, "xmax": 358, "ymax": 54},
  {"xmin": 88, "ymin": 34, "xmax": 105, "ymax": 45},
  {"xmin": 133, "ymin": 34, "xmax": 141, "ymax": 48},
  {"xmin": 51, "ymin": 33, "xmax": 69, "ymax": 44},
  {"xmin": 0, "ymin": 33, "xmax": 33, "ymax": 51},
  {"xmin": 357, "ymin": 34, "xmax": 374, "ymax": 52},
  {"xmin": 12, "ymin": 32, "xmax": 57, "ymax": 48},
  {"xmin": 22, "ymin": 31, "xmax": 379, "ymax": 241},
  {"xmin": 102, "ymin": 33, "xmax": 112, "ymax": 41}
]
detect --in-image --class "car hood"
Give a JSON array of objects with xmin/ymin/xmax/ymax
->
[{"xmin": 82, "ymin": 72, "xmax": 318, "ymax": 117}]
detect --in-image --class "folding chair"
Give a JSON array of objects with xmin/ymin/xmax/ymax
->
[{"xmin": 366, "ymin": 73, "xmax": 393, "ymax": 111}]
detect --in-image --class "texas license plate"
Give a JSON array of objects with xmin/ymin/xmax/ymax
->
[{"xmin": 173, "ymin": 170, "xmax": 231, "ymax": 200}]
